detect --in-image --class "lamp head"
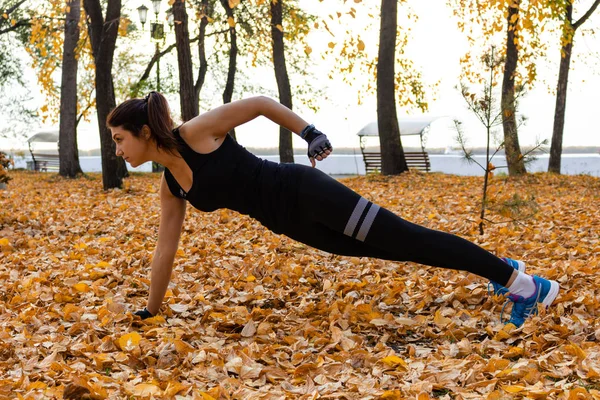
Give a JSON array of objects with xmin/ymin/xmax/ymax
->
[
  {"xmin": 151, "ymin": 0, "xmax": 161, "ymax": 15},
  {"xmin": 137, "ymin": 5, "xmax": 148, "ymax": 25}
]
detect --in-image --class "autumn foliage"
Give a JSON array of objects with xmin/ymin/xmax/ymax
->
[
  {"xmin": 0, "ymin": 152, "xmax": 12, "ymax": 184},
  {"xmin": 1, "ymin": 171, "xmax": 599, "ymax": 398}
]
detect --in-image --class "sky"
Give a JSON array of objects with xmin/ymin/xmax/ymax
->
[{"xmin": 1, "ymin": 0, "xmax": 599, "ymax": 152}]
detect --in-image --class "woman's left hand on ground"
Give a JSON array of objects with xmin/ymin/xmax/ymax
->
[{"xmin": 133, "ymin": 308, "xmax": 154, "ymax": 320}]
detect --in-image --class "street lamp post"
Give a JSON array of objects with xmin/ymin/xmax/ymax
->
[
  {"xmin": 137, "ymin": 0, "xmax": 173, "ymax": 173},
  {"xmin": 136, "ymin": 1, "xmax": 173, "ymax": 93}
]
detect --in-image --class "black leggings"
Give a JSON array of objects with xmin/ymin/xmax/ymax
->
[{"xmin": 284, "ymin": 167, "xmax": 514, "ymax": 286}]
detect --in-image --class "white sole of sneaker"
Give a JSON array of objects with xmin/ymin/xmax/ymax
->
[
  {"xmin": 515, "ymin": 260, "xmax": 526, "ymax": 273},
  {"xmin": 542, "ymin": 280, "xmax": 560, "ymax": 307}
]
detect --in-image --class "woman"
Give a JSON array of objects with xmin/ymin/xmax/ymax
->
[{"xmin": 107, "ymin": 91, "xmax": 559, "ymax": 328}]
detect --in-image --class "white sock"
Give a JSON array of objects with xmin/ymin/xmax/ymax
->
[{"xmin": 507, "ymin": 272, "xmax": 536, "ymax": 298}]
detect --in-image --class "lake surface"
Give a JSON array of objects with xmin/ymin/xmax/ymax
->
[{"xmin": 12, "ymin": 153, "xmax": 600, "ymax": 177}]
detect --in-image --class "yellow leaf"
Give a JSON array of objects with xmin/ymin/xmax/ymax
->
[
  {"xmin": 227, "ymin": 16, "xmax": 235, "ymax": 27},
  {"xmin": 494, "ymin": 323, "xmax": 517, "ymax": 341},
  {"xmin": 380, "ymin": 390, "xmax": 402, "ymax": 399},
  {"xmin": 328, "ymin": 42, "xmax": 335, "ymax": 49},
  {"xmin": 0, "ymin": 238, "xmax": 9, "ymax": 246},
  {"xmin": 504, "ymin": 346, "xmax": 524, "ymax": 358},
  {"xmin": 199, "ymin": 392, "xmax": 217, "ymax": 400},
  {"xmin": 228, "ymin": 0, "xmax": 240, "ymax": 7},
  {"xmin": 568, "ymin": 388, "xmax": 591, "ymax": 399},
  {"xmin": 357, "ymin": 39, "xmax": 365, "ymax": 51},
  {"xmin": 143, "ymin": 315, "xmax": 166, "ymax": 325},
  {"xmin": 2, "ymin": 13, "xmax": 8, "ymax": 19},
  {"xmin": 132, "ymin": 383, "xmax": 162, "ymax": 396},
  {"xmin": 503, "ymin": 385, "xmax": 525, "ymax": 393},
  {"xmin": 565, "ymin": 342, "xmax": 587, "ymax": 360},
  {"xmin": 164, "ymin": 381, "xmax": 187, "ymax": 397},
  {"xmin": 63, "ymin": 304, "xmax": 82, "ymax": 317},
  {"xmin": 54, "ymin": 293, "xmax": 74, "ymax": 303},
  {"xmin": 246, "ymin": 275, "xmax": 256, "ymax": 282},
  {"xmin": 381, "ymin": 355, "xmax": 408, "ymax": 370},
  {"xmin": 73, "ymin": 282, "xmax": 90, "ymax": 293},
  {"xmin": 434, "ymin": 310, "xmax": 452, "ymax": 327},
  {"xmin": 28, "ymin": 381, "xmax": 47, "ymax": 390},
  {"xmin": 173, "ymin": 339, "xmax": 194, "ymax": 355},
  {"xmin": 10, "ymin": 19, "xmax": 16, "ymax": 26},
  {"xmin": 93, "ymin": 353, "xmax": 114, "ymax": 369},
  {"xmin": 118, "ymin": 332, "xmax": 142, "ymax": 351},
  {"xmin": 485, "ymin": 358, "xmax": 510, "ymax": 372},
  {"xmin": 304, "ymin": 45, "xmax": 312, "ymax": 55},
  {"xmin": 276, "ymin": 24, "xmax": 283, "ymax": 32}
]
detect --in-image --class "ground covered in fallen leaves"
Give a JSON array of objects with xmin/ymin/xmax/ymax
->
[{"xmin": 1, "ymin": 170, "xmax": 599, "ymax": 400}]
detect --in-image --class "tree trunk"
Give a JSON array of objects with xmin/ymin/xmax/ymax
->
[
  {"xmin": 194, "ymin": 0, "xmax": 210, "ymax": 107},
  {"xmin": 501, "ymin": 0, "xmax": 526, "ymax": 176},
  {"xmin": 548, "ymin": 0, "xmax": 600, "ymax": 172},
  {"xmin": 377, "ymin": 0, "xmax": 407, "ymax": 175},
  {"xmin": 548, "ymin": 5, "xmax": 574, "ymax": 174},
  {"xmin": 220, "ymin": 0, "xmax": 238, "ymax": 140},
  {"xmin": 84, "ymin": 0, "xmax": 127, "ymax": 190},
  {"xmin": 58, "ymin": 0, "xmax": 83, "ymax": 178},
  {"xmin": 173, "ymin": 0, "xmax": 198, "ymax": 122},
  {"xmin": 270, "ymin": 0, "xmax": 294, "ymax": 163}
]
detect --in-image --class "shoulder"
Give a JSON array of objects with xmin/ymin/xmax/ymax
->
[{"xmin": 178, "ymin": 122, "xmax": 227, "ymax": 154}]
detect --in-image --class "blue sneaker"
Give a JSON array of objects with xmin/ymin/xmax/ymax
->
[
  {"xmin": 503, "ymin": 275, "xmax": 560, "ymax": 327},
  {"xmin": 488, "ymin": 257, "xmax": 526, "ymax": 296}
]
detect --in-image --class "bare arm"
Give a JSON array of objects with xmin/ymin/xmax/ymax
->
[
  {"xmin": 180, "ymin": 96, "xmax": 309, "ymax": 139},
  {"xmin": 146, "ymin": 174, "xmax": 187, "ymax": 315}
]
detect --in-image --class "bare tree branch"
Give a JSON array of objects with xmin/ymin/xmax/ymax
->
[
  {"xmin": 3, "ymin": 0, "xmax": 26, "ymax": 15},
  {"xmin": 0, "ymin": 19, "xmax": 28, "ymax": 35},
  {"xmin": 134, "ymin": 28, "xmax": 230, "ymax": 91},
  {"xmin": 573, "ymin": 0, "xmax": 600, "ymax": 30}
]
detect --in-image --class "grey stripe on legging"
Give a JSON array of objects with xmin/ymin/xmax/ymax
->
[
  {"xmin": 356, "ymin": 204, "xmax": 380, "ymax": 242},
  {"xmin": 343, "ymin": 197, "xmax": 368, "ymax": 237}
]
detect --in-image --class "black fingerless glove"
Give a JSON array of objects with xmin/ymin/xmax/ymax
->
[
  {"xmin": 134, "ymin": 308, "xmax": 154, "ymax": 320},
  {"xmin": 300, "ymin": 124, "xmax": 332, "ymax": 159}
]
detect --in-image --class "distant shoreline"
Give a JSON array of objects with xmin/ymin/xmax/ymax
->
[{"xmin": 2, "ymin": 146, "xmax": 598, "ymax": 157}]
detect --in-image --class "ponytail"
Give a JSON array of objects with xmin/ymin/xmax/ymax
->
[{"xmin": 107, "ymin": 91, "xmax": 179, "ymax": 154}]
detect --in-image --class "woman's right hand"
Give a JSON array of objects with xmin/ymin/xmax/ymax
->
[
  {"xmin": 301, "ymin": 125, "xmax": 333, "ymax": 167},
  {"xmin": 309, "ymin": 136, "xmax": 333, "ymax": 167}
]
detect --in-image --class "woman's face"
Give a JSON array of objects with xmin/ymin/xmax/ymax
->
[{"xmin": 110, "ymin": 126, "xmax": 151, "ymax": 168}]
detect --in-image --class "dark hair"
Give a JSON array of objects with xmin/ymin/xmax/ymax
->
[{"xmin": 106, "ymin": 91, "xmax": 179, "ymax": 154}]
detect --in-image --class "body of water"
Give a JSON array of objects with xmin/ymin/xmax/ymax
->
[{"xmin": 10, "ymin": 153, "xmax": 600, "ymax": 177}]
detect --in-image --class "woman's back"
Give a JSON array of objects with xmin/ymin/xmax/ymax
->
[{"xmin": 163, "ymin": 128, "xmax": 309, "ymax": 233}]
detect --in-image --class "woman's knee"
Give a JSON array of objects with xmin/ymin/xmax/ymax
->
[{"xmin": 362, "ymin": 207, "xmax": 435, "ymax": 252}]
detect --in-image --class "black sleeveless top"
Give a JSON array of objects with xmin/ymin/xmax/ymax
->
[{"xmin": 163, "ymin": 128, "xmax": 307, "ymax": 233}]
